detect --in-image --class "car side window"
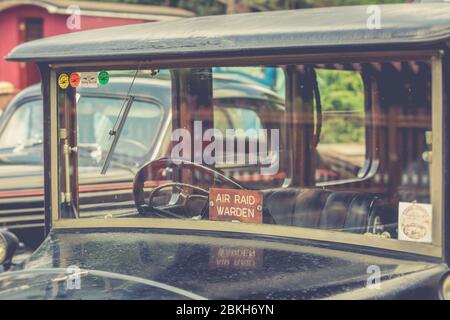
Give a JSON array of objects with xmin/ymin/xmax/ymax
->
[
  {"xmin": 0, "ymin": 99, "xmax": 43, "ymax": 149},
  {"xmin": 214, "ymin": 106, "xmax": 263, "ymax": 136},
  {"xmin": 211, "ymin": 66, "xmax": 287, "ymax": 189},
  {"xmin": 315, "ymin": 68, "xmax": 366, "ymax": 184},
  {"xmin": 212, "ymin": 100, "xmax": 285, "ymax": 189}
]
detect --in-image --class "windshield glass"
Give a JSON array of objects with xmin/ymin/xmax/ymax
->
[
  {"xmin": 0, "ymin": 93, "xmax": 163, "ymax": 167},
  {"xmin": 56, "ymin": 61, "xmax": 434, "ymax": 248}
]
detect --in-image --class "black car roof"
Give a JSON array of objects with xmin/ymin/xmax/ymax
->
[{"xmin": 6, "ymin": 4, "xmax": 450, "ymax": 63}]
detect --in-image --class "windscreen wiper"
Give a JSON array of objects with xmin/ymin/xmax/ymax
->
[
  {"xmin": 100, "ymin": 96, "xmax": 135, "ymax": 175},
  {"xmin": 100, "ymin": 64, "xmax": 141, "ymax": 175}
]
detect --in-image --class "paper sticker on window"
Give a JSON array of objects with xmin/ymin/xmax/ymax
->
[
  {"xmin": 98, "ymin": 70, "xmax": 110, "ymax": 85},
  {"xmin": 398, "ymin": 202, "xmax": 432, "ymax": 243},
  {"xmin": 80, "ymin": 72, "xmax": 98, "ymax": 88},
  {"xmin": 209, "ymin": 188, "xmax": 263, "ymax": 224}
]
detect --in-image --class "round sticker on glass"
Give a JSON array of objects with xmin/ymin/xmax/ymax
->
[
  {"xmin": 98, "ymin": 70, "xmax": 110, "ymax": 85},
  {"xmin": 58, "ymin": 73, "xmax": 69, "ymax": 89},
  {"xmin": 70, "ymin": 73, "xmax": 81, "ymax": 88}
]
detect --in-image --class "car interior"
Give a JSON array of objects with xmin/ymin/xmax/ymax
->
[{"xmin": 52, "ymin": 61, "xmax": 432, "ymax": 241}]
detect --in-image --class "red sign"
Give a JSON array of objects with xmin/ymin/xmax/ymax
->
[
  {"xmin": 209, "ymin": 188, "xmax": 263, "ymax": 224},
  {"xmin": 70, "ymin": 72, "xmax": 81, "ymax": 88}
]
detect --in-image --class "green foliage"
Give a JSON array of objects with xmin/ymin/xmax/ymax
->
[
  {"xmin": 320, "ymin": 116, "xmax": 365, "ymax": 144},
  {"xmin": 317, "ymin": 69, "xmax": 364, "ymax": 112},
  {"xmin": 316, "ymin": 69, "xmax": 365, "ymax": 144}
]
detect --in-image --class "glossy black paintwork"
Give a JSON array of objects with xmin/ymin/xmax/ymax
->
[{"xmin": 1, "ymin": 228, "xmax": 446, "ymax": 299}]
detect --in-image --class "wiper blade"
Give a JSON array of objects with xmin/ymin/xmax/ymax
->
[
  {"xmin": 101, "ymin": 64, "xmax": 142, "ymax": 175},
  {"xmin": 100, "ymin": 96, "xmax": 135, "ymax": 175},
  {"xmin": 11, "ymin": 141, "xmax": 43, "ymax": 152},
  {"xmin": 22, "ymin": 141, "xmax": 43, "ymax": 148}
]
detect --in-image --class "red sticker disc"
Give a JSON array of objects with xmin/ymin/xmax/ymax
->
[{"xmin": 70, "ymin": 73, "xmax": 81, "ymax": 88}]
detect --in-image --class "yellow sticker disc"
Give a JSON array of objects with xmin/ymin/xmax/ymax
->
[{"xmin": 58, "ymin": 73, "xmax": 69, "ymax": 89}]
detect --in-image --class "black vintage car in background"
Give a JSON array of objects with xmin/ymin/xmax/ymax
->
[
  {"xmin": 1, "ymin": 3, "xmax": 449, "ymax": 300},
  {"xmin": 0, "ymin": 78, "xmax": 171, "ymax": 248},
  {"xmin": 0, "ymin": 74, "xmax": 290, "ymax": 249}
]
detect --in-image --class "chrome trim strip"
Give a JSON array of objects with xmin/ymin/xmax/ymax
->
[
  {"xmin": 0, "ymin": 215, "xmax": 44, "ymax": 223},
  {"xmin": 5, "ymin": 223, "xmax": 44, "ymax": 229},
  {"xmin": 0, "ymin": 268, "xmax": 207, "ymax": 300},
  {"xmin": 50, "ymin": 69, "xmax": 59, "ymax": 223},
  {"xmin": 431, "ymin": 52, "xmax": 444, "ymax": 249}
]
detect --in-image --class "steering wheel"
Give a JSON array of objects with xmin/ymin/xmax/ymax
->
[
  {"xmin": 133, "ymin": 158, "xmax": 244, "ymax": 219},
  {"xmin": 145, "ymin": 182, "xmax": 210, "ymax": 218}
]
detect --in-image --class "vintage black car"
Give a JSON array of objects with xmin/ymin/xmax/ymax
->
[
  {"xmin": 1, "ymin": 3, "xmax": 450, "ymax": 299},
  {"xmin": 0, "ymin": 78, "xmax": 170, "ymax": 248}
]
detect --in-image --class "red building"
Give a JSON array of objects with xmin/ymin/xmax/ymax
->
[{"xmin": 0, "ymin": 0, "xmax": 193, "ymax": 104}]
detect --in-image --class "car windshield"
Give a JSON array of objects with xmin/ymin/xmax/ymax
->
[{"xmin": 55, "ymin": 62, "xmax": 434, "ymax": 251}]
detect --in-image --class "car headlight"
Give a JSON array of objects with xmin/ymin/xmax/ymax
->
[
  {"xmin": 440, "ymin": 273, "xmax": 450, "ymax": 300},
  {"xmin": 0, "ymin": 233, "xmax": 7, "ymax": 264},
  {"xmin": 0, "ymin": 231, "xmax": 18, "ymax": 266}
]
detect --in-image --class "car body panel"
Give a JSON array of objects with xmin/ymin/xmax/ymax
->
[
  {"xmin": 0, "ymin": 228, "xmax": 445, "ymax": 299},
  {"xmin": 6, "ymin": 4, "xmax": 450, "ymax": 63}
]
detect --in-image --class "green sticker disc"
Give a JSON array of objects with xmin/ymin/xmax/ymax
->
[{"xmin": 98, "ymin": 70, "xmax": 110, "ymax": 85}]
